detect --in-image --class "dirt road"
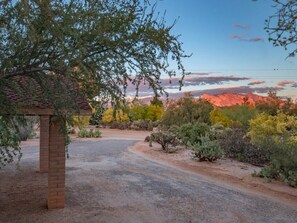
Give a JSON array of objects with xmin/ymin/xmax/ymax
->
[{"xmin": 0, "ymin": 131, "xmax": 296, "ymax": 222}]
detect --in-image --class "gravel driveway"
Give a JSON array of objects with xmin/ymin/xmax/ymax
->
[{"xmin": 0, "ymin": 138, "xmax": 297, "ymax": 223}]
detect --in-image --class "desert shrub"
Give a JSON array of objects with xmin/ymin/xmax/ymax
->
[
  {"xmin": 149, "ymin": 130, "xmax": 179, "ymax": 153},
  {"xmin": 211, "ymin": 105, "xmax": 258, "ymax": 128},
  {"xmin": 130, "ymin": 120, "xmax": 155, "ymax": 131},
  {"xmin": 255, "ymin": 139, "xmax": 297, "ymax": 187},
  {"xmin": 109, "ymin": 121, "xmax": 131, "ymax": 130},
  {"xmin": 129, "ymin": 102, "xmax": 164, "ymax": 122},
  {"xmin": 77, "ymin": 129, "xmax": 101, "ymax": 138},
  {"xmin": 102, "ymin": 108, "xmax": 129, "ymax": 123},
  {"xmin": 210, "ymin": 109, "xmax": 232, "ymax": 127},
  {"xmin": 72, "ymin": 115, "xmax": 91, "ymax": 130},
  {"xmin": 191, "ymin": 135, "xmax": 223, "ymax": 162},
  {"xmin": 217, "ymin": 125, "xmax": 270, "ymax": 166},
  {"xmin": 248, "ymin": 113, "xmax": 297, "ymax": 145},
  {"xmin": 161, "ymin": 93, "xmax": 213, "ymax": 127},
  {"xmin": 177, "ymin": 123, "xmax": 211, "ymax": 146}
]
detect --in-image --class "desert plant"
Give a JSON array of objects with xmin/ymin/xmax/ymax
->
[
  {"xmin": 177, "ymin": 123, "xmax": 211, "ymax": 146},
  {"xmin": 255, "ymin": 139, "xmax": 297, "ymax": 187},
  {"xmin": 149, "ymin": 130, "xmax": 179, "ymax": 153},
  {"xmin": 161, "ymin": 93, "xmax": 213, "ymax": 127},
  {"xmin": 77, "ymin": 129, "xmax": 101, "ymax": 138},
  {"xmin": 217, "ymin": 125, "xmax": 270, "ymax": 166},
  {"xmin": 191, "ymin": 135, "xmax": 223, "ymax": 162}
]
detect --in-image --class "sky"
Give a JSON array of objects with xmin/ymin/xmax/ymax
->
[{"xmin": 131, "ymin": 0, "xmax": 297, "ymax": 99}]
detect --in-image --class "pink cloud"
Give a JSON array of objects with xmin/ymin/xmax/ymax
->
[
  {"xmin": 167, "ymin": 86, "xmax": 284, "ymax": 99},
  {"xmin": 233, "ymin": 24, "xmax": 250, "ymax": 30},
  {"xmin": 248, "ymin": 37, "xmax": 264, "ymax": 42},
  {"xmin": 230, "ymin": 35, "xmax": 264, "ymax": 42},
  {"xmin": 189, "ymin": 72, "xmax": 211, "ymax": 76},
  {"xmin": 248, "ymin": 80, "xmax": 265, "ymax": 85},
  {"xmin": 277, "ymin": 80, "xmax": 296, "ymax": 86},
  {"xmin": 231, "ymin": 35, "xmax": 245, "ymax": 40}
]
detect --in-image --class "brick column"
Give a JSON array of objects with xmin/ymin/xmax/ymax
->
[
  {"xmin": 48, "ymin": 116, "xmax": 66, "ymax": 209},
  {"xmin": 40, "ymin": 115, "xmax": 50, "ymax": 173}
]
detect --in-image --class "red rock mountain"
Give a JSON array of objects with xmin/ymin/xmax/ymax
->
[{"xmin": 201, "ymin": 93, "xmax": 275, "ymax": 107}]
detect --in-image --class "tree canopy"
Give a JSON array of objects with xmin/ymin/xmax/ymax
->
[
  {"xmin": 0, "ymin": 0, "xmax": 188, "ymax": 167},
  {"xmin": 265, "ymin": 0, "xmax": 297, "ymax": 58},
  {"xmin": 1, "ymin": 0, "xmax": 188, "ymax": 112}
]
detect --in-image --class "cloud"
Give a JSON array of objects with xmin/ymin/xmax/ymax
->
[
  {"xmin": 167, "ymin": 86, "xmax": 284, "ymax": 99},
  {"xmin": 189, "ymin": 72, "xmax": 211, "ymax": 76},
  {"xmin": 162, "ymin": 76, "xmax": 250, "ymax": 89},
  {"xmin": 231, "ymin": 35, "xmax": 245, "ymax": 40},
  {"xmin": 248, "ymin": 37, "xmax": 264, "ymax": 42},
  {"xmin": 233, "ymin": 24, "xmax": 250, "ymax": 30},
  {"xmin": 277, "ymin": 80, "xmax": 296, "ymax": 86},
  {"xmin": 248, "ymin": 80, "xmax": 265, "ymax": 85},
  {"xmin": 230, "ymin": 35, "xmax": 264, "ymax": 42}
]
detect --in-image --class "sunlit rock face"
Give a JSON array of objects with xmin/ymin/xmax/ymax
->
[{"xmin": 201, "ymin": 93, "xmax": 275, "ymax": 107}]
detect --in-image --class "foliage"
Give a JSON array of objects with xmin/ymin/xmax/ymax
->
[
  {"xmin": 210, "ymin": 106, "xmax": 258, "ymax": 128},
  {"xmin": 191, "ymin": 135, "xmax": 223, "ymax": 162},
  {"xmin": 77, "ymin": 129, "xmax": 101, "ymax": 138},
  {"xmin": 0, "ymin": 116, "xmax": 22, "ymax": 168},
  {"xmin": 161, "ymin": 93, "xmax": 213, "ymax": 126},
  {"xmin": 72, "ymin": 116, "xmax": 91, "ymax": 130},
  {"xmin": 265, "ymin": 0, "xmax": 297, "ymax": 58},
  {"xmin": 17, "ymin": 116, "xmax": 37, "ymax": 141},
  {"xmin": 149, "ymin": 130, "xmax": 179, "ymax": 153},
  {"xmin": 130, "ymin": 120, "xmax": 157, "ymax": 131},
  {"xmin": 109, "ymin": 121, "xmax": 131, "ymax": 130},
  {"xmin": 0, "ymin": 0, "xmax": 188, "ymax": 167},
  {"xmin": 89, "ymin": 102, "xmax": 106, "ymax": 126},
  {"xmin": 177, "ymin": 123, "xmax": 211, "ymax": 146},
  {"xmin": 102, "ymin": 108, "xmax": 129, "ymax": 123},
  {"xmin": 129, "ymin": 102, "xmax": 163, "ymax": 122},
  {"xmin": 248, "ymin": 113, "xmax": 297, "ymax": 145},
  {"xmin": 217, "ymin": 125, "xmax": 270, "ymax": 166},
  {"xmin": 210, "ymin": 110, "xmax": 232, "ymax": 127},
  {"xmin": 255, "ymin": 139, "xmax": 297, "ymax": 187}
]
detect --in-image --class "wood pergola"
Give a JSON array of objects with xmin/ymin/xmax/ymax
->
[{"xmin": 3, "ymin": 76, "xmax": 92, "ymax": 209}]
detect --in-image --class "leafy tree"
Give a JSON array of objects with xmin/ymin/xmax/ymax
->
[
  {"xmin": 102, "ymin": 108, "xmax": 129, "ymax": 123},
  {"xmin": 265, "ymin": 0, "xmax": 297, "ymax": 58},
  {"xmin": 161, "ymin": 93, "xmax": 213, "ymax": 126},
  {"xmin": 219, "ymin": 105, "xmax": 258, "ymax": 127},
  {"xmin": 210, "ymin": 109, "xmax": 232, "ymax": 127},
  {"xmin": 0, "ymin": 0, "xmax": 188, "ymax": 167},
  {"xmin": 248, "ymin": 113, "xmax": 297, "ymax": 145}
]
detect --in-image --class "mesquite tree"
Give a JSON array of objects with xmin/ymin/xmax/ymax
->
[
  {"xmin": 265, "ymin": 0, "xmax": 297, "ymax": 58},
  {"xmin": 0, "ymin": 0, "xmax": 189, "ymax": 167}
]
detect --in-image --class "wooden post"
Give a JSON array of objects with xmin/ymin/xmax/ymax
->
[
  {"xmin": 48, "ymin": 116, "xmax": 66, "ymax": 209},
  {"xmin": 40, "ymin": 115, "xmax": 50, "ymax": 173}
]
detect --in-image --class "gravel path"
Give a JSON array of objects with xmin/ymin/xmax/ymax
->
[{"xmin": 0, "ymin": 139, "xmax": 296, "ymax": 223}]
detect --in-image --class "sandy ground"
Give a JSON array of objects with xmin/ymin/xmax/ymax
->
[{"xmin": 0, "ymin": 128, "xmax": 296, "ymax": 223}]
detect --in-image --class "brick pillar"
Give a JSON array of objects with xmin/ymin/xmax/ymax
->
[
  {"xmin": 40, "ymin": 115, "xmax": 50, "ymax": 173},
  {"xmin": 48, "ymin": 116, "xmax": 66, "ymax": 209}
]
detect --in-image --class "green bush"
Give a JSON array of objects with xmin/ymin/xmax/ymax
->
[
  {"xmin": 217, "ymin": 125, "xmax": 270, "ymax": 166},
  {"xmin": 177, "ymin": 123, "xmax": 211, "ymax": 146},
  {"xmin": 109, "ymin": 121, "xmax": 131, "ymax": 130},
  {"xmin": 149, "ymin": 130, "xmax": 179, "ymax": 153},
  {"xmin": 77, "ymin": 129, "xmax": 102, "ymax": 138},
  {"xmin": 191, "ymin": 135, "xmax": 223, "ymax": 162},
  {"xmin": 161, "ymin": 94, "xmax": 213, "ymax": 127},
  {"xmin": 130, "ymin": 120, "xmax": 157, "ymax": 131},
  {"xmin": 255, "ymin": 139, "xmax": 297, "ymax": 187}
]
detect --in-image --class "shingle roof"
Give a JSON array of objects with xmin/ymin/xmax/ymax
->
[{"xmin": 3, "ymin": 74, "xmax": 92, "ymax": 115}]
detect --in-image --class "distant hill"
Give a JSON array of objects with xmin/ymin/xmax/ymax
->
[{"xmin": 201, "ymin": 93, "xmax": 275, "ymax": 107}]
